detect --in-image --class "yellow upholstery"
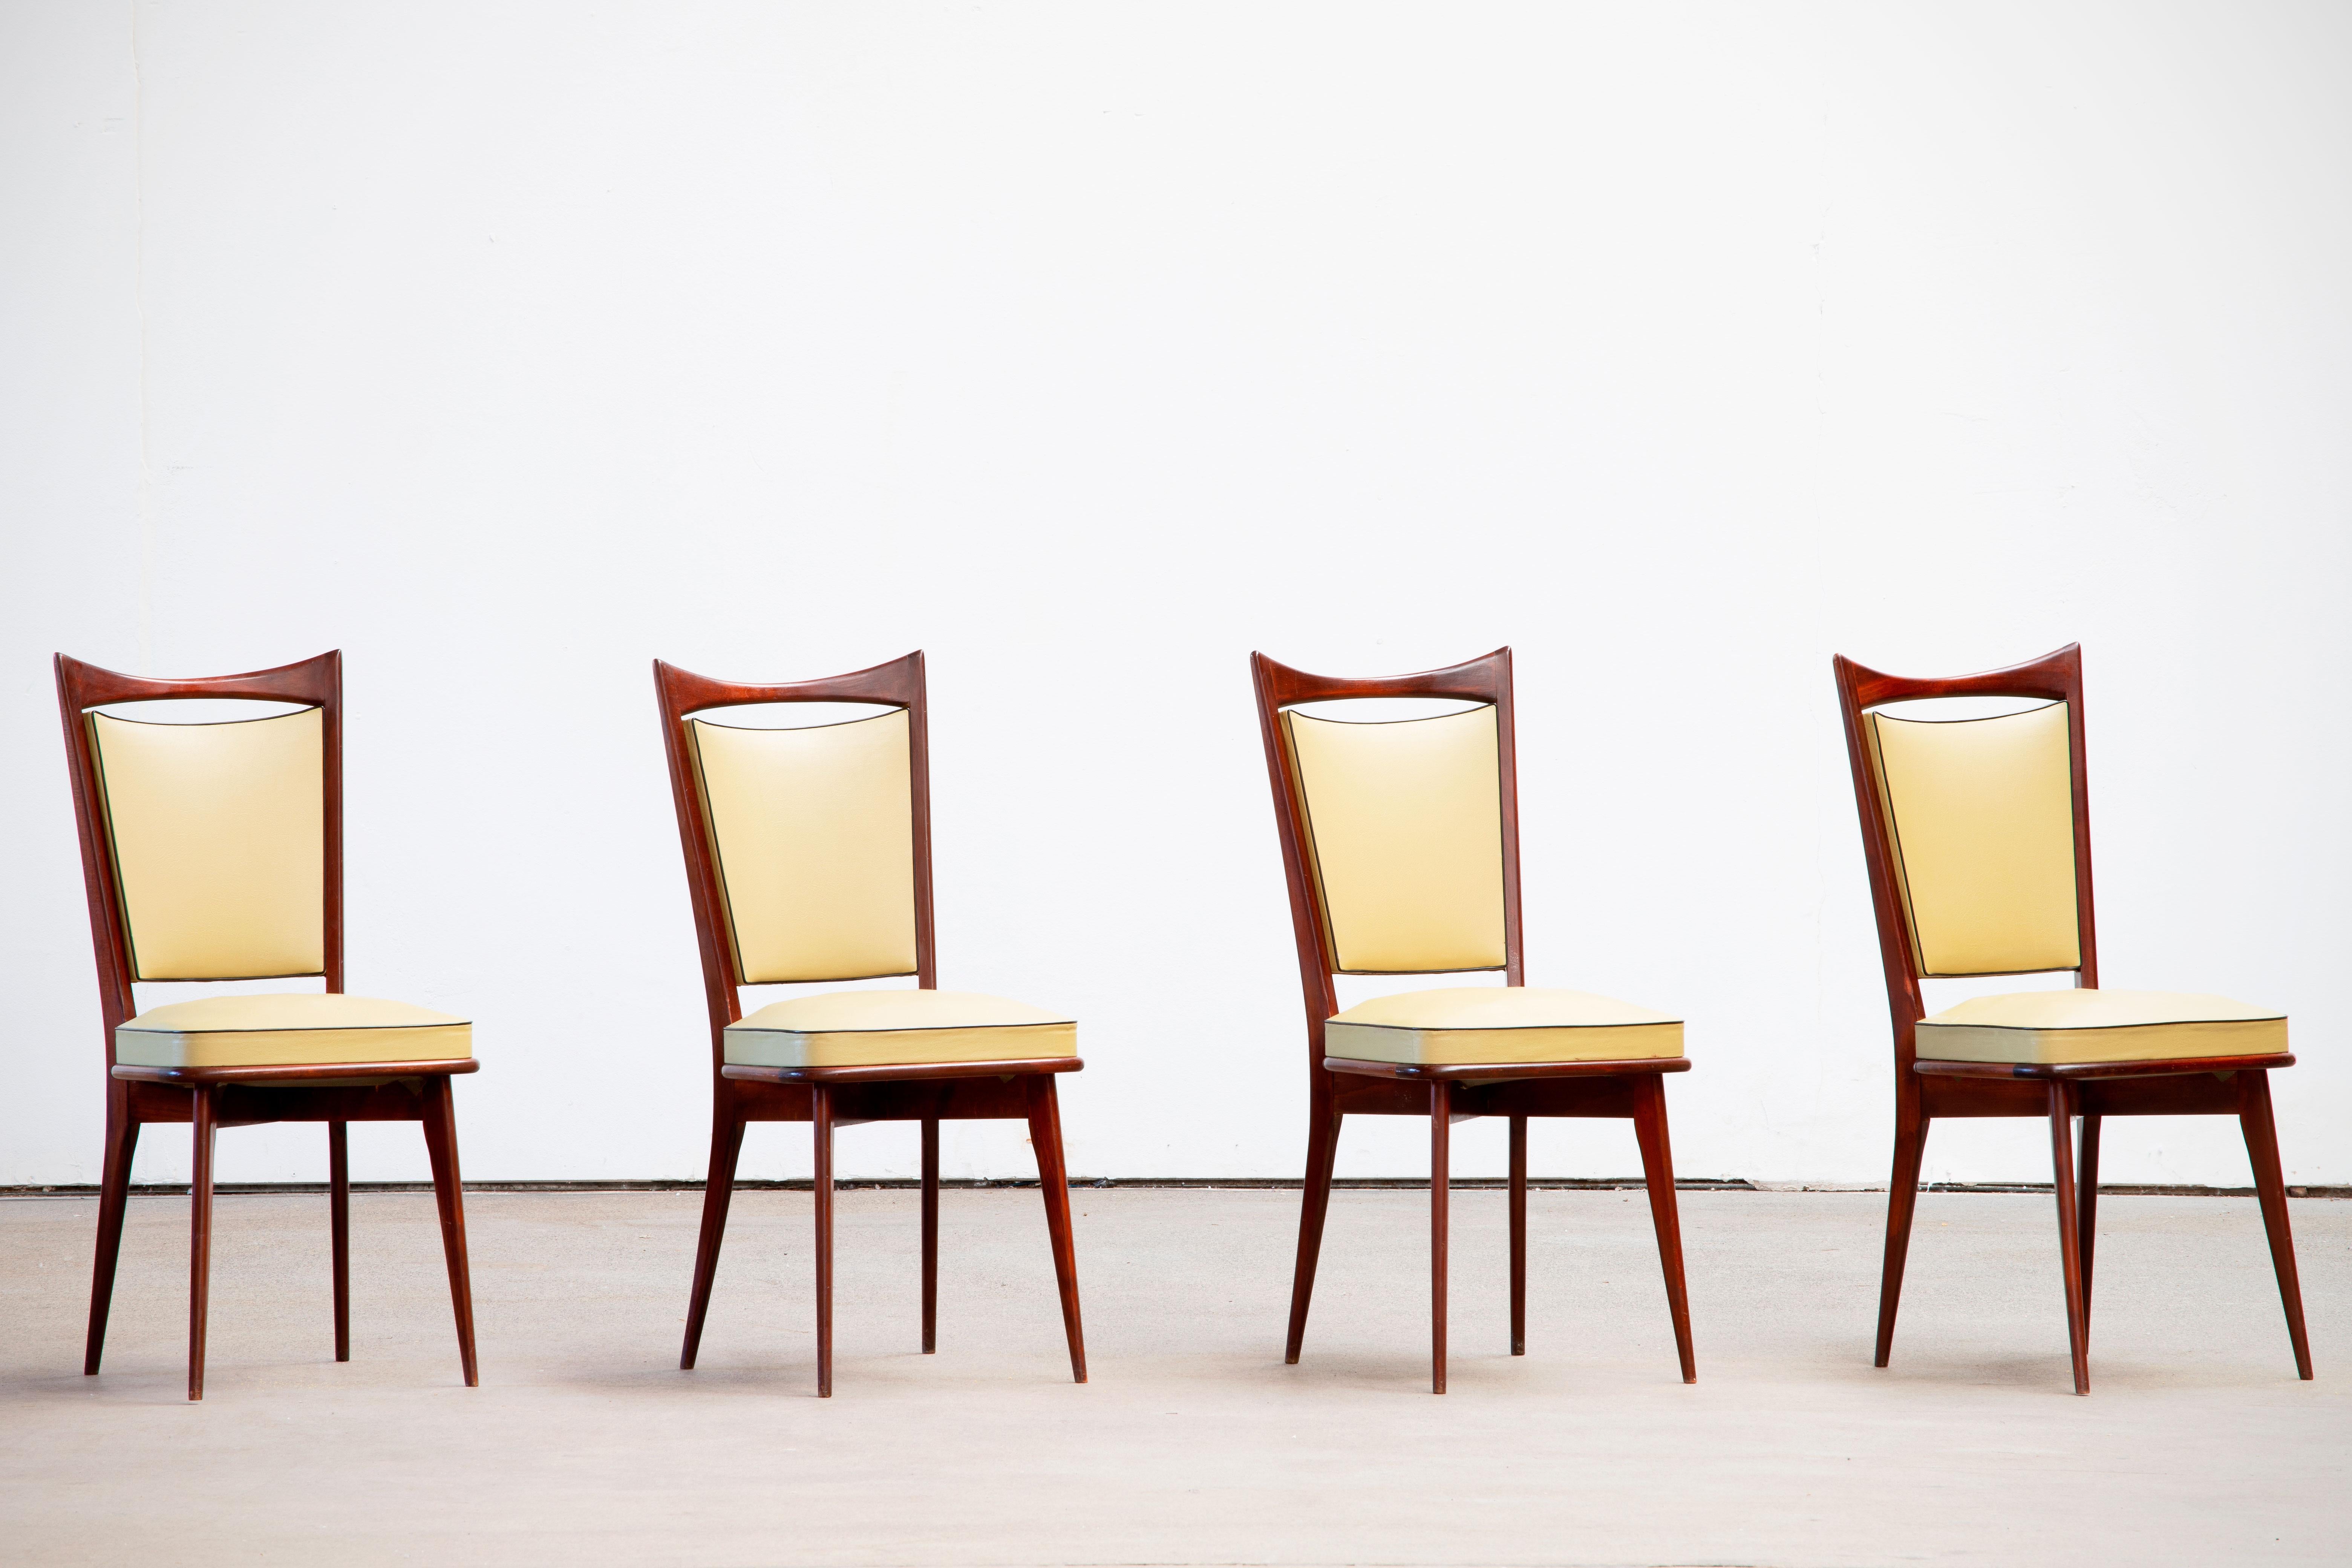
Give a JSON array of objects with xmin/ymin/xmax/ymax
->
[
  {"xmin": 724, "ymin": 989, "xmax": 1076, "ymax": 1069},
  {"xmin": 87, "ymin": 707, "xmax": 325, "ymax": 982},
  {"xmin": 115, "ymin": 994, "xmax": 471, "ymax": 1069},
  {"xmin": 1914, "ymin": 989, "xmax": 2286, "ymax": 1066},
  {"xmin": 686, "ymin": 711, "xmax": 919, "ymax": 985},
  {"xmin": 1324, "ymin": 986, "xmax": 1683, "ymax": 1066},
  {"xmin": 1281, "ymin": 705, "xmax": 1507, "ymax": 974},
  {"xmin": 1863, "ymin": 702, "xmax": 2080, "ymax": 977}
]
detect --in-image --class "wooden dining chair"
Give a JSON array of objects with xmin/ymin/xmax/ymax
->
[
  {"xmin": 655, "ymin": 652, "xmax": 1085, "ymax": 1397},
  {"xmin": 1834, "ymin": 643, "xmax": 2312, "ymax": 1395},
  {"xmin": 1252, "ymin": 648, "xmax": 1696, "ymax": 1394},
  {"xmin": 55, "ymin": 650, "xmax": 479, "ymax": 1401}
]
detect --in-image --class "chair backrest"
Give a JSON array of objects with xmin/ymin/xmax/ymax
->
[
  {"xmin": 1252, "ymin": 649, "xmax": 1524, "ymax": 1057},
  {"xmin": 1833, "ymin": 644, "xmax": 2098, "ymax": 1058},
  {"xmin": 653, "ymin": 653, "xmax": 936, "ymax": 1060},
  {"xmin": 55, "ymin": 651, "xmax": 344, "ymax": 1054}
]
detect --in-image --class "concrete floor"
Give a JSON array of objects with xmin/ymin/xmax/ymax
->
[{"xmin": 0, "ymin": 1186, "xmax": 2343, "ymax": 1567}]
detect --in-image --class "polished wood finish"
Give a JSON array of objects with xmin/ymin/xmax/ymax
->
[
  {"xmin": 1325, "ymin": 1055, "xmax": 1692, "ymax": 1083},
  {"xmin": 1834, "ymin": 643, "xmax": 2312, "ymax": 1391},
  {"xmin": 1507, "ymin": 1115, "xmax": 1527, "ymax": 1358},
  {"xmin": 655, "ymin": 654, "xmax": 1085, "ymax": 1395},
  {"xmin": 1253, "ymin": 648, "xmax": 1697, "ymax": 1392},
  {"xmin": 55, "ymin": 651, "xmax": 479, "ymax": 1400},
  {"xmin": 720, "ymin": 1057, "xmax": 1081, "ymax": 1086},
  {"xmin": 2237, "ymin": 1069, "xmax": 2314, "ymax": 1379},
  {"xmin": 328, "ymin": 1121, "xmax": 351, "ymax": 1362},
  {"xmin": 920, "ymin": 1116, "xmax": 940, "ymax": 1354},
  {"xmin": 1913, "ymin": 1052, "xmax": 2295, "ymax": 1081}
]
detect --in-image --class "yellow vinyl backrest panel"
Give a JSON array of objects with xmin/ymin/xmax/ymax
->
[
  {"xmin": 1864, "ymin": 701, "xmax": 2080, "ymax": 977},
  {"xmin": 686, "ymin": 709, "xmax": 919, "ymax": 985},
  {"xmin": 87, "ymin": 706, "xmax": 326, "ymax": 981},
  {"xmin": 1282, "ymin": 704, "xmax": 1507, "ymax": 974}
]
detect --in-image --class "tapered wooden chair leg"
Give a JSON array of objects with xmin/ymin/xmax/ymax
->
[
  {"xmin": 680, "ymin": 1106, "xmax": 746, "ymax": 1370},
  {"xmin": 84, "ymin": 1113, "xmax": 139, "ymax": 1376},
  {"xmin": 2237, "ymin": 1070, "xmax": 2314, "ymax": 1379},
  {"xmin": 1025, "ymin": 1076, "xmax": 1087, "ymax": 1383},
  {"xmin": 1430, "ymin": 1081, "xmax": 1453, "ymax": 1395},
  {"xmin": 2075, "ymin": 1113, "xmax": 2101, "ymax": 1339},
  {"xmin": 1874, "ymin": 1107, "xmax": 1929, "ymax": 1367},
  {"xmin": 328, "ymin": 1121, "xmax": 352, "ymax": 1362},
  {"xmin": 188, "ymin": 1089, "xmax": 217, "ymax": 1402},
  {"xmin": 920, "ymin": 1116, "xmax": 940, "ymax": 1355},
  {"xmin": 1508, "ymin": 1114, "xmax": 1528, "ymax": 1356},
  {"xmin": 2048, "ymin": 1083, "xmax": 2090, "ymax": 1395},
  {"xmin": 1632, "ymin": 1076, "xmax": 1697, "ymax": 1383},
  {"xmin": 812, "ymin": 1085, "xmax": 835, "ymax": 1398},
  {"xmin": 419, "ymin": 1077, "xmax": 479, "ymax": 1388},
  {"xmin": 1283, "ymin": 1099, "xmax": 1340, "ymax": 1364}
]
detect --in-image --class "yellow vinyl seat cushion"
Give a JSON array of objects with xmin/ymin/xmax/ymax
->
[
  {"xmin": 724, "ymin": 989, "xmax": 1077, "ymax": 1069},
  {"xmin": 115, "ymin": 994, "xmax": 472, "ymax": 1069},
  {"xmin": 1914, "ymin": 989, "xmax": 2286, "ymax": 1066},
  {"xmin": 1324, "ymin": 986, "xmax": 1683, "ymax": 1067}
]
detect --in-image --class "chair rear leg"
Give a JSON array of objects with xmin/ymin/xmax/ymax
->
[
  {"xmin": 329, "ymin": 1121, "xmax": 351, "ymax": 1362},
  {"xmin": 84, "ymin": 1113, "xmax": 140, "ymax": 1375},
  {"xmin": 188, "ymin": 1089, "xmax": 216, "ymax": 1402},
  {"xmin": 680, "ymin": 1105, "xmax": 746, "ymax": 1370},
  {"xmin": 920, "ymin": 1116, "xmax": 940, "ymax": 1355},
  {"xmin": 419, "ymin": 1076, "xmax": 479, "ymax": 1388},
  {"xmin": 2237, "ymin": 1070, "xmax": 2314, "ymax": 1379},
  {"xmin": 2049, "ymin": 1083, "xmax": 2090, "ymax": 1395},
  {"xmin": 1283, "ymin": 1098, "xmax": 1341, "ymax": 1364},
  {"xmin": 1875, "ymin": 1106, "xmax": 1930, "ymax": 1367},
  {"xmin": 2076, "ymin": 1113, "xmax": 2101, "ymax": 1341},
  {"xmin": 1508, "ymin": 1114, "xmax": 1528, "ymax": 1357},
  {"xmin": 1025, "ymin": 1076, "xmax": 1087, "ymax": 1383},
  {"xmin": 1631, "ymin": 1076, "xmax": 1697, "ymax": 1383},
  {"xmin": 812, "ymin": 1085, "xmax": 835, "ymax": 1398},
  {"xmin": 1430, "ymin": 1081, "xmax": 1453, "ymax": 1395}
]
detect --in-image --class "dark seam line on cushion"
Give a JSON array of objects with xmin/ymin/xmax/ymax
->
[
  {"xmin": 691, "ymin": 708, "xmax": 905, "ymax": 736},
  {"xmin": 1283, "ymin": 703, "xmax": 1494, "ymax": 729},
  {"xmin": 87, "ymin": 713, "xmax": 146, "ymax": 983},
  {"xmin": 729, "ymin": 1022, "xmax": 1076, "ymax": 1035},
  {"xmin": 1867, "ymin": 701, "xmax": 2063, "ymax": 728},
  {"xmin": 1285, "ymin": 710, "xmax": 1344, "ymax": 972},
  {"xmin": 122, "ymin": 1022, "xmax": 470, "ymax": 1034},
  {"xmin": 1332, "ymin": 1020, "xmax": 1678, "ymax": 1032},
  {"xmin": 1919, "ymin": 1018, "xmax": 2285, "ymax": 1032},
  {"xmin": 685, "ymin": 720, "xmax": 753, "ymax": 985}
]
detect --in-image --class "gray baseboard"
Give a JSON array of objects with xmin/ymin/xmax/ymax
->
[{"xmin": 3, "ymin": 1177, "xmax": 2341, "ymax": 1198}]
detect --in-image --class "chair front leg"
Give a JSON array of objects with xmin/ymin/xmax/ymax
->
[
  {"xmin": 1631, "ymin": 1075, "xmax": 1697, "ymax": 1383},
  {"xmin": 920, "ymin": 1116, "xmax": 940, "ymax": 1355},
  {"xmin": 1024, "ymin": 1076, "xmax": 1087, "ymax": 1383},
  {"xmin": 328, "ymin": 1120, "xmax": 351, "ymax": 1362},
  {"xmin": 2076, "ymin": 1112, "xmax": 2101, "ymax": 1340},
  {"xmin": 2237, "ymin": 1070, "xmax": 2314, "ymax": 1379},
  {"xmin": 84, "ymin": 1112, "xmax": 140, "ymax": 1376},
  {"xmin": 418, "ymin": 1076, "xmax": 479, "ymax": 1388},
  {"xmin": 2048, "ymin": 1081, "xmax": 2090, "ymax": 1395},
  {"xmin": 1430, "ymin": 1080, "xmax": 1453, "ymax": 1395},
  {"xmin": 811, "ymin": 1084, "xmax": 835, "ymax": 1398},
  {"xmin": 188, "ymin": 1087, "xmax": 217, "ymax": 1402},
  {"xmin": 1508, "ymin": 1113, "xmax": 1528, "ymax": 1357}
]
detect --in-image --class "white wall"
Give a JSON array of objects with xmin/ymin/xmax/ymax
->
[{"xmin": 5, "ymin": 1, "xmax": 2347, "ymax": 1190}]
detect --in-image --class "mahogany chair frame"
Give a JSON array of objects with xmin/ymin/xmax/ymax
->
[
  {"xmin": 1252, "ymin": 647, "xmax": 1696, "ymax": 1394},
  {"xmin": 55, "ymin": 650, "xmax": 479, "ymax": 1401},
  {"xmin": 654, "ymin": 651, "xmax": 1084, "ymax": 1397},
  {"xmin": 1833, "ymin": 642, "xmax": 2311, "ymax": 1394}
]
